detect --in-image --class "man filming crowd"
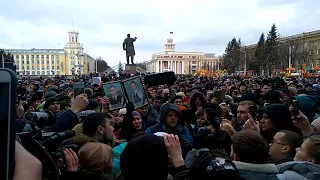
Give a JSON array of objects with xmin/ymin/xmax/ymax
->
[{"xmin": 11, "ymin": 72, "xmax": 320, "ymax": 180}]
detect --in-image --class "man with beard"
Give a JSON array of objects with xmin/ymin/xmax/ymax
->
[{"xmin": 63, "ymin": 112, "xmax": 116, "ymax": 150}]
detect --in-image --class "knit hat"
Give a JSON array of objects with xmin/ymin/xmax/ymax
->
[
  {"xmin": 44, "ymin": 91, "xmax": 57, "ymax": 100},
  {"xmin": 311, "ymin": 117, "xmax": 320, "ymax": 132},
  {"xmin": 43, "ymin": 97, "xmax": 59, "ymax": 110},
  {"xmin": 132, "ymin": 111, "xmax": 141, "ymax": 118},
  {"xmin": 78, "ymin": 110, "xmax": 96, "ymax": 119},
  {"xmin": 84, "ymin": 99, "xmax": 99, "ymax": 110},
  {"xmin": 120, "ymin": 134, "xmax": 168, "ymax": 180}
]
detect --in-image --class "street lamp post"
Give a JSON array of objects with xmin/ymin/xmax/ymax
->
[
  {"xmin": 280, "ymin": 41, "xmax": 292, "ymax": 73},
  {"xmin": 239, "ymin": 49, "xmax": 247, "ymax": 75}
]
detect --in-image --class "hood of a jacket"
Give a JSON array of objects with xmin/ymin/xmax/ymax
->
[
  {"xmin": 158, "ymin": 103, "xmax": 181, "ymax": 123},
  {"xmin": 294, "ymin": 96, "xmax": 317, "ymax": 122},
  {"xmin": 189, "ymin": 91, "xmax": 208, "ymax": 109}
]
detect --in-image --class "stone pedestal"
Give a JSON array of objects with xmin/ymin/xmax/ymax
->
[{"xmin": 125, "ymin": 64, "xmax": 137, "ymax": 74}]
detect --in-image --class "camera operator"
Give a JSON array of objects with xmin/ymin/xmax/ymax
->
[
  {"xmin": 41, "ymin": 97, "xmax": 60, "ymax": 126},
  {"xmin": 45, "ymin": 94, "xmax": 89, "ymax": 133}
]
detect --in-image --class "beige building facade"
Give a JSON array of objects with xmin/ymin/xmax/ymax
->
[
  {"xmin": 7, "ymin": 30, "xmax": 97, "ymax": 75},
  {"xmin": 146, "ymin": 38, "xmax": 219, "ymax": 74}
]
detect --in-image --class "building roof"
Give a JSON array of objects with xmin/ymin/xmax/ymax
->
[
  {"xmin": 245, "ymin": 29, "xmax": 320, "ymax": 49},
  {"xmin": 7, "ymin": 48, "xmax": 65, "ymax": 54}
]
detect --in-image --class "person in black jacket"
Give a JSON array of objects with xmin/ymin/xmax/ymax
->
[{"xmin": 45, "ymin": 94, "xmax": 88, "ymax": 132}]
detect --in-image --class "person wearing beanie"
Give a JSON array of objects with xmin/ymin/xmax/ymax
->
[
  {"xmin": 259, "ymin": 104, "xmax": 302, "ymax": 143},
  {"xmin": 153, "ymin": 96, "xmax": 164, "ymax": 113},
  {"xmin": 43, "ymin": 97, "xmax": 60, "ymax": 113}
]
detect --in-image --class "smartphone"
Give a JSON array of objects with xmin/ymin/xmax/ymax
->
[
  {"xmin": 292, "ymin": 100, "xmax": 299, "ymax": 120},
  {"xmin": 0, "ymin": 69, "xmax": 17, "ymax": 180},
  {"xmin": 73, "ymin": 82, "xmax": 85, "ymax": 97},
  {"xmin": 249, "ymin": 105, "xmax": 256, "ymax": 120}
]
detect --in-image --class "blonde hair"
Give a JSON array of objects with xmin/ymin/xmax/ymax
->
[{"xmin": 78, "ymin": 142, "xmax": 114, "ymax": 174}]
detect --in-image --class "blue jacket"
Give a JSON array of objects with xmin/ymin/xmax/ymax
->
[{"xmin": 112, "ymin": 142, "xmax": 127, "ymax": 176}]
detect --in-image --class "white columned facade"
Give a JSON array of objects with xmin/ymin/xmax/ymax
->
[
  {"xmin": 54, "ymin": 54, "xmax": 57, "ymax": 75},
  {"xmin": 182, "ymin": 61, "xmax": 184, "ymax": 74},
  {"xmin": 19, "ymin": 55, "xmax": 22, "ymax": 73},
  {"xmin": 49, "ymin": 54, "xmax": 52, "ymax": 75},
  {"xmin": 28, "ymin": 55, "xmax": 32, "ymax": 75},
  {"xmin": 160, "ymin": 61, "xmax": 162, "ymax": 72},
  {"xmin": 44, "ymin": 55, "xmax": 47, "ymax": 75},
  {"xmin": 39, "ymin": 54, "xmax": 42, "ymax": 75}
]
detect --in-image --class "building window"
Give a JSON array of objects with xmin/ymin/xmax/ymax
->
[
  {"xmin": 75, "ymin": 37, "xmax": 77, "ymax": 42},
  {"xmin": 42, "ymin": 60, "xmax": 44, "ymax": 64},
  {"xmin": 52, "ymin": 60, "xmax": 54, "ymax": 64},
  {"xmin": 41, "ymin": 55, "xmax": 44, "ymax": 58},
  {"xmin": 51, "ymin": 55, "xmax": 54, "ymax": 59},
  {"xmin": 56, "ymin": 55, "xmax": 59, "ymax": 59},
  {"xmin": 27, "ymin": 61, "xmax": 29, "ymax": 64},
  {"xmin": 72, "ymin": 37, "xmax": 74, "ymax": 42},
  {"xmin": 42, "ymin": 71, "xmax": 45, "ymax": 75},
  {"xmin": 310, "ymin": 50, "xmax": 314, "ymax": 55},
  {"xmin": 61, "ymin": 62, "xmax": 63, "ymax": 70},
  {"xmin": 31, "ymin": 55, "xmax": 34, "ymax": 58},
  {"xmin": 37, "ymin": 60, "xmax": 39, "ymax": 64},
  {"xmin": 317, "ymin": 50, "xmax": 320, "ymax": 54},
  {"xmin": 47, "ymin": 71, "xmax": 50, "ymax": 74},
  {"xmin": 37, "ymin": 67, "xmax": 40, "ymax": 70},
  {"xmin": 47, "ymin": 60, "xmax": 49, "ymax": 64},
  {"xmin": 57, "ymin": 66, "xmax": 60, "ymax": 70},
  {"xmin": 16, "ymin": 55, "xmax": 19, "ymax": 59},
  {"xmin": 36, "ymin": 55, "xmax": 39, "ymax": 58},
  {"xmin": 32, "ymin": 71, "xmax": 35, "ymax": 75},
  {"xmin": 52, "ymin": 66, "xmax": 54, "ymax": 69},
  {"xmin": 46, "ymin": 55, "xmax": 49, "ymax": 59},
  {"xmin": 47, "ymin": 66, "xmax": 49, "ymax": 69}
]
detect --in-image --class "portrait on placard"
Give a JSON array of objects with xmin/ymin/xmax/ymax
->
[
  {"xmin": 122, "ymin": 77, "xmax": 148, "ymax": 109},
  {"xmin": 102, "ymin": 81, "xmax": 125, "ymax": 110}
]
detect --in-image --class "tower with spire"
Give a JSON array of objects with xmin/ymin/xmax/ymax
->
[
  {"xmin": 65, "ymin": 20, "xmax": 84, "ymax": 75},
  {"xmin": 164, "ymin": 32, "xmax": 175, "ymax": 52}
]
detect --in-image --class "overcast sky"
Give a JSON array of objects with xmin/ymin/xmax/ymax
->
[{"xmin": 0, "ymin": 0, "xmax": 319, "ymax": 67}]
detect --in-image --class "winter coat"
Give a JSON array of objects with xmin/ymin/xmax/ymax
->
[
  {"xmin": 277, "ymin": 161, "xmax": 320, "ymax": 180},
  {"xmin": 233, "ymin": 161, "xmax": 279, "ymax": 180}
]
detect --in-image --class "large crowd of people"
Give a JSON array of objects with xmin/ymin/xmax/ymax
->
[{"xmin": 12, "ymin": 73, "xmax": 320, "ymax": 180}]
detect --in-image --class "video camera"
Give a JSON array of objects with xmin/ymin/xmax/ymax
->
[
  {"xmin": 18, "ymin": 111, "xmax": 77, "ymax": 180},
  {"xmin": 25, "ymin": 111, "xmax": 56, "ymax": 129}
]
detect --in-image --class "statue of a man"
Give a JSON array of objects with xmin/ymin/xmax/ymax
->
[{"xmin": 123, "ymin": 34, "xmax": 137, "ymax": 65}]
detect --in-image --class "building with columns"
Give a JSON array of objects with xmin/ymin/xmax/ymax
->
[
  {"xmin": 7, "ymin": 30, "xmax": 97, "ymax": 75},
  {"xmin": 146, "ymin": 37, "xmax": 219, "ymax": 74}
]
